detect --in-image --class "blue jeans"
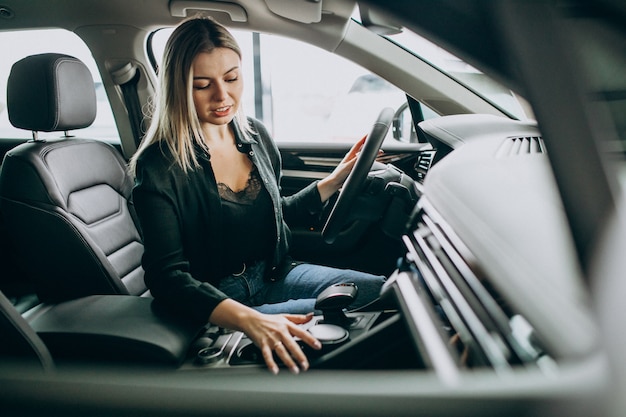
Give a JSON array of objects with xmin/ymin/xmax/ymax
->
[{"xmin": 217, "ymin": 261, "xmax": 386, "ymax": 314}]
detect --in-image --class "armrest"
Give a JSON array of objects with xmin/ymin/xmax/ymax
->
[{"xmin": 28, "ymin": 295, "xmax": 204, "ymax": 367}]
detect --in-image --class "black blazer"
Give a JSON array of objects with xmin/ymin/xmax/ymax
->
[{"xmin": 132, "ymin": 118, "xmax": 323, "ymax": 322}]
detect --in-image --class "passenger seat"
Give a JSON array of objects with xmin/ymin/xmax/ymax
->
[{"xmin": 0, "ymin": 53, "xmax": 147, "ymax": 302}]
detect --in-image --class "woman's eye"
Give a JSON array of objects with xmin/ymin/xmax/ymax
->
[
  {"xmin": 194, "ymin": 83, "xmax": 210, "ymax": 90},
  {"xmin": 226, "ymin": 77, "xmax": 238, "ymax": 83}
]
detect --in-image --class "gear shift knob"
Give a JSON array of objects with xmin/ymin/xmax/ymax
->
[{"xmin": 314, "ymin": 283, "xmax": 358, "ymax": 328}]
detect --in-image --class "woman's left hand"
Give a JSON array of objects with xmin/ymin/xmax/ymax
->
[{"xmin": 317, "ymin": 135, "xmax": 379, "ymax": 203}]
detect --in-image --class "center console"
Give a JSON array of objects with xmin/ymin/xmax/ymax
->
[
  {"xmin": 184, "ymin": 283, "xmax": 416, "ymax": 371},
  {"xmin": 184, "ymin": 310, "xmax": 387, "ymax": 370}
]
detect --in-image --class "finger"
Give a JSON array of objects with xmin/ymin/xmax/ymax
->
[
  {"xmin": 345, "ymin": 136, "xmax": 367, "ymax": 159},
  {"xmin": 283, "ymin": 312, "xmax": 314, "ymax": 325},
  {"xmin": 349, "ymin": 140, "xmax": 365, "ymax": 156},
  {"xmin": 273, "ymin": 341, "xmax": 300, "ymax": 374},
  {"xmin": 290, "ymin": 324, "xmax": 322, "ymax": 351},
  {"xmin": 282, "ymin": 336, "xmax": 310, "ymax": 372},
  {"xmin": 261, "ymin": 344, "xmax": 280, "ymax": 375}
]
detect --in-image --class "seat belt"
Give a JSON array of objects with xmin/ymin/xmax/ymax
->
[{"xmin": 111, "ymin": 63, "xmax": 144, "ymax": 148}]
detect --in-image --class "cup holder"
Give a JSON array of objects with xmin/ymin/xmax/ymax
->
[
  {"xmin": 195, "ymin": 346, "xmax": 223, "ymax": 365},
  {"xmin": 236, "ymin": 342, "xmax": 265, "ymax": 364},
  {"xmin": 308, "ymin": 323, "xmax": 349, "ymax": 345},
  {"xmin": 229, "ymin": 323, "xmax": 351, "ymax": 367}
]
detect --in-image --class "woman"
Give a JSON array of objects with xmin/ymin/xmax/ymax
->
[{"xmin": 130, "ymin": 17, "xmax": 385, "ymax": 374}]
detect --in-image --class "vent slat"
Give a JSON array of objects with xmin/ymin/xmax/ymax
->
[
  {"xmin": 402, "ymin": 201, "xmax": 550, "ymax": 371},
  {"xmin": 497, "ymin": 136, "xmax": 545, "ymax": 157},
  {"xmin": 414, "ymin": 150, "xmax": 436, "ymax": 183}
]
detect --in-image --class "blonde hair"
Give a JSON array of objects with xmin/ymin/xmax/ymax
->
[{"xmin": 130, "ymin": 16, "xmax": 252, "ymax": 173}]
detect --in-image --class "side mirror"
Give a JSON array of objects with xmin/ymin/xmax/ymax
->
[{"xmin": 392, "ymin": 102, "xmax": 418, "ymax": 143}]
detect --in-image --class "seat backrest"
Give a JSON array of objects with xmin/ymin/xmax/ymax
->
[{"xmin": 0, "ymin": 53, "xmax": 147, "ymax": 302}]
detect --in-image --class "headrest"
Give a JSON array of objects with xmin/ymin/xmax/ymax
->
[{"xmin": 7, "ymin": 53, "xmax": 97, "ymax": 132}]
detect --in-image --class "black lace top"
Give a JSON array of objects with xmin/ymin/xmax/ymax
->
[{"xmin": 217, "ymin": 166, "xmax": 276, "ymax": 274}]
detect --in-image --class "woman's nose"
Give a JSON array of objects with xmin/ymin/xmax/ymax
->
[{"xmin": 213, "ymin": 81, "xmax": 228, "ymax": 101}]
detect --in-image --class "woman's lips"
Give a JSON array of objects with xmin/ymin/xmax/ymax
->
[{"xmin": 213, "ymin": 106, "xmax": 232, "ymax": 117}]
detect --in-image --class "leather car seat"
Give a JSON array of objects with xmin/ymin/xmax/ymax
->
[
  {"xmin": 0, "ymin": 290, "xmax": 54, "ymax": 372},
  {"xmin": 0, "ymin": 53, "xmax": 147, "ymax": 302}
]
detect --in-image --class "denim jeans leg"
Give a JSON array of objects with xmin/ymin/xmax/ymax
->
[
  {"xmin": 254, "ymin": 263, "xmax": 386, "ymax": 313},
  {"xmin": 217, "ymin": 274, "xmax": 250, "ymax": 305},
  {"xmin": 252, "ymin": 298, "xmax": 318, "ymax": 315}
]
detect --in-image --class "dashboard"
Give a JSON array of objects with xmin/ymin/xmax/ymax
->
[{"xmin": 414, "ymin": 114, "xmax": 598, "ymax": 361}]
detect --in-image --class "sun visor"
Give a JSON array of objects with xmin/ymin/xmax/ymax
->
[
  {"xmin": 170, "ymin": 0, "xmax": 248, "ymax": 22},
  {"xmin": 265, "ymin": 0, "xmax": 322, "ymax": 24}
]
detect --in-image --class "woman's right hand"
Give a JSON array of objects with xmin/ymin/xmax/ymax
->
[{"xmin": 209, "ymin": 299, "xmax": 322, "ymax": 374}]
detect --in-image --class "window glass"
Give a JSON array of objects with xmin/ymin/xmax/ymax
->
[
  {"xmin": 383, "ymin": 26, "xmax": 533, "ymax": 121},
  {"xmin": 0, "ymin": 29, "xmax": 119, "ymax": 143},
  {"xmin": 150, "ymin": 29, "xmax": 414, "ymax": 144}
]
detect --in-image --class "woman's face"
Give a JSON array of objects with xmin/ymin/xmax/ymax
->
[{"xmin": 191, "ymin": 48, "xmax": 243, "ymax": 127}]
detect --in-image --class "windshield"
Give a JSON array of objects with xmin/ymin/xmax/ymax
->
[{"xmin": 371, "ymin": 24, "xmax": 533, "ymax": 121}]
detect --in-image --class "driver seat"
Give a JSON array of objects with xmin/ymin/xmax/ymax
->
[{"xmin": 0, "ymin": 53, "xmax": 147, "ymax": 302}]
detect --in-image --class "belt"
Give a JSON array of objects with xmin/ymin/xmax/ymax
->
[{"xmin": 232, "ymin": 262, "xmax": 247, "ymax": 277}]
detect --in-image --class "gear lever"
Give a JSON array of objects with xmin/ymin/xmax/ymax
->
[{"xmin": 314, "ymin": 283, "xmax": 358, "ymax": 329}]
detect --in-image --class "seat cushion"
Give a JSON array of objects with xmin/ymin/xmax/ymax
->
[{"xmin": 28, "ymin": 295, "xmax": 203, "ymax": 367}]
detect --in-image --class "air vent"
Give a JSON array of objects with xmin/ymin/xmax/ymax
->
[
  {"xmin": 414, "ymin": 150, "xmax": 436, "ymax": 183},
  {"xmin": 401, "ymin": 200, "xmax": 551, "ymax": 372},
  {"xmin": 496, "ymin": 136, "xmax": 545, "ymax": 158}
]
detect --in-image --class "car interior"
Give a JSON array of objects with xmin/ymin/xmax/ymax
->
[{"xmin": 0, "ymin": 1, "xmax": 625, "ymax": 416}]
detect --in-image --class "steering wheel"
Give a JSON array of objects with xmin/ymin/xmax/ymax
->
[{"xmin": 322, "ymin": 107, "xmax": 395, "ymax": 244}]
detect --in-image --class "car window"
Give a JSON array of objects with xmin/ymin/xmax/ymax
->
[
  {"xmin": 150, "ymin": 29, "xmax": 426, "ymax": 144},
  {"xmin": 0, "ymin": 29, "xmax": 119, "ymax": 143},
  {"xmin": 383, "ymin": 26, "xmax": 533, "ymax": 121}
]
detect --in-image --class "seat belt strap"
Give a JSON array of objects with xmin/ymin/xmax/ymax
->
[{"xmin": 111, "ymin": 63, "xmax": 144, "ymax": 148}]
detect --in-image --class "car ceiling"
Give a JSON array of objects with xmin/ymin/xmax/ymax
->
[{"xmin": 0, "ymin": 0, "xmax": 356, "ymax": 36}]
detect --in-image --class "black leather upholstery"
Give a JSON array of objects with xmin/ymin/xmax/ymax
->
[
  {"xmin": 0, "ymin": 53, "xmax": 147, "ymax": 302},
  {"xmin": 0, "ymin": 290, "xmax": 53, "ymax": 371},
  {"xmin": 29, "ymin": 295, "xmax": 203, "ymax": 367},
  {"xmin": 7, "ymin": 53, "xmax": 96, "ymax": 132},
  {"xmin": 0, "ymin": 289, "xmax": 202, "ymax": 368}
]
